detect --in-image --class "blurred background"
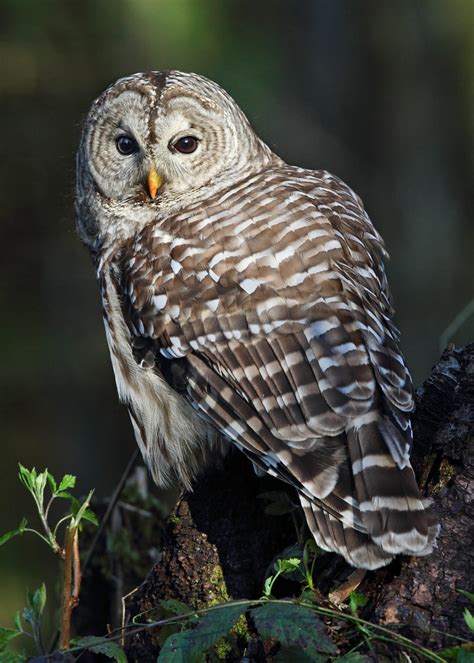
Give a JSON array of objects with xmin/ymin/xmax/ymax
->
[{"xmin": 0, "ymin": 0, "xmax": 472, "ymax": 625}]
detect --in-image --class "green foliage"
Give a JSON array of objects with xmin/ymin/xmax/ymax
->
[
  {"xmin": 263, "ymin": 539, "xmax": 320, "ymax": 596},
  {"xmin": 464, "ymin": 610, "xmax": 474, "ymax": 634},
  {"xmin": 349, "ymin": 592, "xmax": 369, "ymax": 615},
  {"xmin": 0, "ymin": 628, "xmax": 21, "ymax": 652},
  {"xmin": 0, "ymin": 519, "xmax": 27, "ymax": 547},
  {"xmin": 4, "ymin": 465, "xmax": 98, "ymax": 556},
  {"xmin": 251, "ymin": 601, "xmax": 336, "ymax": 660},
  {"xmin": 0, "ymin": 584, "xmax": 47, "ymax": 660},
  {"xmin": 72, "ymin": 636, "xmax": 128, "ymax": 662},
  {"xmin": 0, "ymin": 465, "xmax": 128, "ymax": 662},
  {"xmin": 158, "ymin": 599, "xmax": 194, "ymax": 617},
  {"xmin": 263, "ymin": 556, "xmax": 301, "ymax": 597},
  {"xmin": 157, "ymin": 604, "xmax": 244, "ymax": 662},
  {"xmin": 0, "ymin": 650, "xmax": 27, "ymax": 663}
]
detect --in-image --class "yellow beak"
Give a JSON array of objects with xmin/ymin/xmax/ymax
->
[{"xmin": 147, "ymin": 168, "xmax": 162, "ymax": 199}]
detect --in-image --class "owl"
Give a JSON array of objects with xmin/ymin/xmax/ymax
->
[{"xmin": 76, "ymin": 71, "xmax": 438, "ymax": 570}]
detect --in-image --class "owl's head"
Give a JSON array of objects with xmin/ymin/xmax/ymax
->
[{"xmin": 76, "ymin": 71, "xmax": 278, "ymax": 249}]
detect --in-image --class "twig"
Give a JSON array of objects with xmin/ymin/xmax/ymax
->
[
  {"xmin": 72, "ymin": 528, "xmax": 81, "ymax": 604},
  {"xmin": 82, "ymin": 448, "xmax": 139, "ymax": 575},
  {"xmin": 60, "ymin": 526, "xmax": 79, "ymax": 649},
  {"xmin": 49, "ymin": 450, "xmax": 139, "ymax": 654}
]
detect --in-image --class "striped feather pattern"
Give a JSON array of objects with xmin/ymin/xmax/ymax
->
[{"xmin": 99, "ymin": 165, "xmax": 439, "ymax": 569}]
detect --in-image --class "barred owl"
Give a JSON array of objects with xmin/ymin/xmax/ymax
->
[{"xmin": 76, "ymin": 71, "xmax": 438, "ymax": 569}]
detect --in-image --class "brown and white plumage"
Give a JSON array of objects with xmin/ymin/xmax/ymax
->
[{"xmin": 76, "ymin": 70, "xmax": 438, "ymax": 569}]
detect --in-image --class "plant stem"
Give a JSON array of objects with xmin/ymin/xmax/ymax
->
[
  {"xmin": 60, "ymin": 526, "xmax": 80, "ymax": 649},
  {"xmin": 36, "ymin": 498, "xmax": 61, "ymax": 555}
]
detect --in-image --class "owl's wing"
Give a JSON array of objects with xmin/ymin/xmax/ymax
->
[{"xmin": 119, "ymin": 168, "xmax": 437, "ymax": 569}]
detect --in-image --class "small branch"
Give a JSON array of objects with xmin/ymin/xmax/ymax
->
[
  {"xmin": 49, "ymin": 451, "xmax": 139, "ymax": 655},
  {"xmin": 60, "ymin": 526, "xmax": 80, "ymax": 649},
  {"xmin": 82, "ymin": 449, "xmax": 139, "ymax": 575},
  {"xmin": 53, "ymin": 514, "xmax": 73, "ymax": 540},
  {"xmin": 37, "ymin": 502, "xmax": 61, "ymax": 555},
  {"xmin": 72, "ymin": 528, "xmax": 81, "ymax": 604}
]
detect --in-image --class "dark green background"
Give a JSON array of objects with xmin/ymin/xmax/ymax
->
[{"xmin": 1, "ymin": 0, "xmax": 472, "ymax": 622}]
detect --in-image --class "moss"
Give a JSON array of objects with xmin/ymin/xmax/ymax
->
[
  {"xmin": 214, "ymin": 638, "xmax": 233, "ymax": 659},
  {"xmin": 230, "ymin": 613, "xmax": 249, "ymax": 639},
  {"xmin": 207, "ymin": 564, "xmax": 230, "ymax": 604}
]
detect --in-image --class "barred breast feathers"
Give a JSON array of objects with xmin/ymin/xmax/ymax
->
[{"xmin": 106, "ymin": 164, "xmax": 438, "ymax": 569}]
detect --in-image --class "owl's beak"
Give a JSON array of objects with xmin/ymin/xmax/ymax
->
[{"xmin": 147, "ymin": 168, "xmax": 162, "ymax": 199}]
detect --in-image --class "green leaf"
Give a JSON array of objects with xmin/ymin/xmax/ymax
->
[
  {"xmin": 79, "ymin": 507, "xmax": 98, "ymax": 527},
  {"xmin": 34, "ymin": 471, "xmax": 48, "ymax": 507},
  {"xmin": 456, "ymin": 650, "xmax": 474, "ymax": 663},
  {"xmin": 0, "ymin": 650, "xmax": 28, "ymax": 663},
  {"xmin": 263, "ymin": 576, "xmax": 274, "ymax": 597},
  {"xmin": 24, "ymin": 584, "xmax": 46, "ymax": 629},
  {"xmin": 0, "ymin": 628, "xmax": 21, "ymax": 653},
  {"xmin": 251, "ymin": 602, "xmax": 336, "ymax": 658},
  {"xmin": 438, "ymin": 645, "xmax": 468, "ymax": 661},
  {"xmin": 55, "ymin": 490, "xmax": 74, "ymax": 500},
  {"xmin": 30, "ymin": 583, "xmax": 47, "ymax": 621},
  {"xmin": 349, "ymin": 591, "xmax": 368, "ymax": 614},
  {"xmin": 21, "ymin": 608, "xmax": 33, "ymax": 628},
  {"xmin": 18, "ymin": 465, "xmax": 35, "ymax": 493},
  {"xmin": 459, "ymin": 590, "xmax": 474, "ymax": 603},
  {"xmin": 13, "ymin": 613, "xmax": 21, "ymax": 633},
  {"xmin": 0, "ymin": 519, "xmax": 27, "ymax": 547},
  {"xmin": 275, "ymin": 558, "xmax": 301, "ymax": 574},
  {"xmin": 74, "ymin": 636, "xmax": 127, "ymax": 662},
  {"xmin": 71, "ymin": 490, "xmax": 94, "ymax": 527},
  {"xmin": 159, "ymin": 599, "xmax": 192, "ymax": 615},
  {"xmin": 463, "ymin": 608, "xmax": 474, "ymax": 633},
  {"xmin": 158, "ymin": 604, "xmax": 245, "ymax": 662},
  {"xmin": 58, "ymin": 474, "xmax": 76, "ymax": 493},
  {"xmin": 46, "ymin": 471, "xmax": 57, "ymax": 493}
]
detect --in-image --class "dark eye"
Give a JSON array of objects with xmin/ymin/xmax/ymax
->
[
  {"xmin": 116, "ymin": 135, "xmax": 138, "ymax": 155},
  {"xmin": 172, "ymin": 136, "xmax": 199, "ymax": 154}
]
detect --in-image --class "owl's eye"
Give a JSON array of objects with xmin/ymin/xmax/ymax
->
[
  {"xmin": 172, "ymin": 136, "xmax": 199, "ymax": 154},
  {"xmin": 116, "ymin": 135, "xmax": 138, "ymax": 156}
]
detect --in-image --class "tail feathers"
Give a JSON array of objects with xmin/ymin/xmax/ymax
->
[
  {"xmin": 300, "ymin": 495, "xmax": 439, "ymax": 570},
  {"xmin": 299, "ymin": 411, "xmax": 439, "ymax": 569},
  {"xmin": 300, "ymin": 496, "xmax": 394, "ymax": 570},
  {"xmin": 346, "ymin": 412, "xmax": 436, "ymax": 556}
]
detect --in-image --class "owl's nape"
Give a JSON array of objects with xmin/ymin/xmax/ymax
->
[{"xmin": 76, "ymin": 70, "xmax": 439, "ymax": 570}]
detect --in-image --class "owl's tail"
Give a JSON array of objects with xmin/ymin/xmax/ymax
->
[{"xmin": 301, "ymin": 412, "xmax": 439, "ymax": 570}]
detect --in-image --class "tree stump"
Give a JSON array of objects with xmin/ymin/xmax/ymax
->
[{"xmin": 78, "ymin": 344, "xmax": 473, "ymax": 659}]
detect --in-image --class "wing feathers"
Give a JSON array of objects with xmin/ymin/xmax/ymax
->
[{"xmin": 115, "ymin": 165, "xmax": 437, "ymax": 569}]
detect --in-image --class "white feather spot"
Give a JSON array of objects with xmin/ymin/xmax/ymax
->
[
  {"xmin": 152, "ymin": 294, "xmax": 167, "ymax": 310},
  {"xmin": 239, "ymin": 278, "xmax": 259, "ymax": 294},
  {"xmin": 170, "ymin": 259, "xmax": 182, "ymax": 274},
  {"xmin": 169, "ymin": 305, "xmax": 180, "ymax": 319}
]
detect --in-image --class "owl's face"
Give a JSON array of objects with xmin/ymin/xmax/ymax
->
[{"xmin": 76, "ymin": 71, "xmax": 276, "ymax": 249}]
